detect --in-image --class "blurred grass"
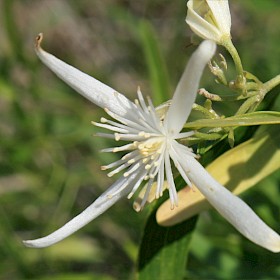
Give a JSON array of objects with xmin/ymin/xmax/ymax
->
[{"xmin": 0, "ymin": 0, "xmax": 279, "ymax": 279}]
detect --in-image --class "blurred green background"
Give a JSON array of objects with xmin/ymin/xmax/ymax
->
[{"xmin": 0, "ymin": 0, "xmax": 279, "ymax": 279}]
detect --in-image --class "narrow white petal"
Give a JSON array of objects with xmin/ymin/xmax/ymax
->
[
  {"xmin": 169, "ymin": 144, "xmax": 192, "ymax": 187},
  {"xmin": 207, "ymin": 0, "xmax": 231, "ymax": 35},
  {"xmin": 164, "ymin": 40, "xmax": 216, "ymax": 135},
  {"xmin": 185, "ymin": 155, "xmax": 280, "ymax": 253},
  {"xmin": 35, "ymin": 33, "xmax": 134, "ymax": 116},
  {"xmin": 23, "ymin": 176, "xmax": 134, "ymax": 248}
]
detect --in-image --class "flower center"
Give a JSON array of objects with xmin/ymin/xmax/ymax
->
[{"xmin": 137, "ymin": 136, "xmax": 165, "ymax": 157}]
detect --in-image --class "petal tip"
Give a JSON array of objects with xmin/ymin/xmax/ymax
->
[
  {"xmin": 22, "ymin": 237, "xmax": 55, "ymax": 249},
  {"xmin": 22, "ymin": 239, "xmax": 39, "ymax": 249},
  {"xmin": 199, "ymin": 40, "xmax": 217, "ymax": 61},
  {"xmin": 267, "ymin": 234, "xmax": 280, "ymax": 253},
  {"xmin": 35, "ymin": 33, "xmax": 43, "ymax": 49}
]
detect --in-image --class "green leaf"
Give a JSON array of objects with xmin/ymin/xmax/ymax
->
[
  {"xmin": 138, "ymin": 20, "xmax": 170, "ymax": 105},
  {"xmin": 137, "ymin": 211, "xmax": 197, "ymax": 280},
  {"xmin": 184, "ymin": 111, "xmax": 280, "ymax": 129}
]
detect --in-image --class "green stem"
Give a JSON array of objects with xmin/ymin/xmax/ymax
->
[
  {"xmin": 194, "ymin": 131, "xmax": 224, "ymax": 141},
  {"xmin": 221, "ymin": 38, "xmax": 244, "ymax": 77},
  {"xmin": 262, "ymin": 75, "xmax": 280, "ymax": 94},
  {"xmin": 235, "ymin": 96, "xmax": 259, "ymax": 115},
  {"xmin": 192, "ymin": 103, "xmax": 218, "ymax": 119}
]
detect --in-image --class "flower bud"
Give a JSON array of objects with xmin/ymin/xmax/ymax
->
[{"xmin": 186, "ymin": 0, "xmax": 231, "ymax": 45}]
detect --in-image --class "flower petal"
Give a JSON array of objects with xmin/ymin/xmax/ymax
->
[
  {"xmin": 23, "ymin": 176, "xmax": 134, "ymax": 248},
  {"xmin": 35, "ymin": 33, "xmax": 134, "ymax": 117},
  {"xmin": 207, "ymin": 0, "xmax": 231, "ymax": 35},
  {"xmin": 172, "ymin": 141, "xmax": 280, "ymax": 252},
  {"xmin": 186, "ymin": 155, "xmax": 280, "ymax": 253},
  {"xmin": 164, "ymin": 40, "xmax": 216, "ymax": 135},
  {"xmin": 186, "ymin": 1, "xmax": 222, "ymax": 42}
]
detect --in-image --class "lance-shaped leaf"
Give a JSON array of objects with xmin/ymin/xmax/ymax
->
[
  {"xmin": 137, "ymin": 212, "xmax": 197, "ymax": 280},
  {"xmin": 184, "ymin": 111, "xmax": 280, "ymax": 129},
  {"xmin": 136, "ymin": 178, "xmax": 197, "ymax": 280}
]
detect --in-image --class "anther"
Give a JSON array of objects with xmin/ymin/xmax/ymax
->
[
  {"xmin": 145, "ymin": 164, "xmax": 151, "ymax": 170},
  {"xmin": 115, "ymin": 133, "xmax": 121, "ymax": 141},
  {"xmin": 146, "ymin": 143, "xmax": 153, "ymax": 148},
  {"xmin": 138, "ymin": 144, "xmax": 144, "ymax": 150},
  {"xmin": 121, "ymin": 154, "xmax": 130, "ymax": 160},
  {"xmin": 101, "ymin": 166, "xmax": 108, "ymax": 170},
  {"xmin": 107, "ymin": 172, "xmax": 115, "ymax": 177}
]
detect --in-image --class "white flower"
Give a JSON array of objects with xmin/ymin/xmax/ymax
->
[
  {"xmin": 23, "ymin": 34, "xmax": 280, "ymax": 253},
  {"xmin": 186, "ymin": 0, "xmax": 231, "ymax": 44}
]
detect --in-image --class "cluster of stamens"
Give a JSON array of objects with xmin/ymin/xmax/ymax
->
[{"xmin": 92, "ymin": 88, "xmax": 195, "ymax": 209}]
